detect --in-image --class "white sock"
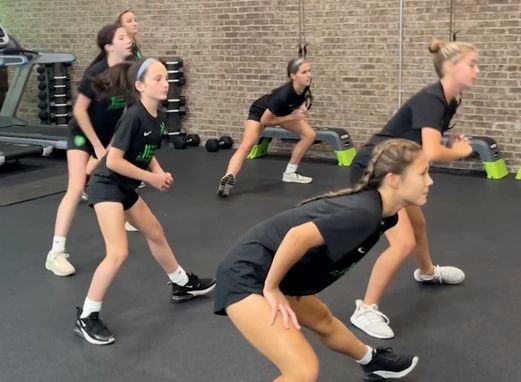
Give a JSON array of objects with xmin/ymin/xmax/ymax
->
[
  {"xmin": 51, "ymin": 236, "xmax": 66, "ymax": 253},
  {"xmin": 356, "ymin": 345, "xmax": 373, "ymax": 365},
  {"xmin": 81, "ymin": 297, "xmax": 102, "ymax": 319},
  {"xmin": 168, "ymin": 265, "xmax": 189, "ymax": 286},
  {"xmin": 285, "ymin": 163, "xmax": 298, "ymax": 174}
]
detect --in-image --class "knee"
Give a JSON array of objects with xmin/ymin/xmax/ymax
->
[
  {"xmin": 393, "ymin": 236, "xmax": 417, "ymax": 257},
  {"xmin": 65, "ymin": 184, "xmax": 84, "ymax": 200},
  {"xmin": 145, "ymin": 222, "xmax": 165, "ymax": 243},
  {"xmin": 310, "ymin": 308, "xmax": 335, "ymax": 337},
  {"xmin": 106, "ymin": 251, "xmax": 128, "ymax": 268},
  {"xmin": 300, "ymin": 128, "xmax": 316, "ymax": 142},
  {"xmin": 290, "ymin": 360, "xmax": 319, "ymax": 382}
]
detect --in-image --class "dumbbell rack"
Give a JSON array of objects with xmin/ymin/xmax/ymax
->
[
  {"xmin": 161, "ymin": 56, "xmax": 186, "ymax": 135},
  {"xmin": 36, "ymin": 63, "xmax": 72, "ymax": 126}
]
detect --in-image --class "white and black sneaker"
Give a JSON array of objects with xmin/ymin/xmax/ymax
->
[
  {"xmin": 74, "ymin": 308, "xmax": 115, "ymax": 345},
  {"xmin": 361, "ymin": 347, "xmax": 418, "ymax": 380},
  {"xmin": 170, "ymin": 273, "xmax": 216, "ymax": 303},
  {"xmin": 217, "ymin": 174, "xmax": 235, "ymax": 197}
]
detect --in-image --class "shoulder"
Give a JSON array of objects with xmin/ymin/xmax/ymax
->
[
  {"xmin": 85, "ymin": 59, "xmax": 108, "ymax": 77},
  {"xmin": 324, "ymin": 190, "xmax": 382, "ymax": 223}
]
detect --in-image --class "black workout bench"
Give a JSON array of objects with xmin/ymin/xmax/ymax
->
[{"xmin": 247, "ymin": 126, "xmax": 357, "ymax": 166}]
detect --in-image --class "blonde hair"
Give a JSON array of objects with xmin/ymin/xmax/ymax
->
[
  {"xmin": 300, "ymin": 139, "xmax": 422, "ymax": 205},
  {"xmin": 428, "ymin": 39, "xmax": 476, "ymax": 78}
]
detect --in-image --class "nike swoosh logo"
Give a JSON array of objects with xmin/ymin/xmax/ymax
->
[
  {"xmin": 357, "ymin": 247, "xmax": 366, "ymax": 254},
  {"xmin": 144, "ymin": 131, "xmax": 152, "ymax": 136}
]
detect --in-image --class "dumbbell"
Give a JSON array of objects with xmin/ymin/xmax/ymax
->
[
  {"xmin": 171, "ymin": 134, "xmax": 200, "ymax": 149},
  {"xmin": 205, "ymin": 136, "xmax": 234, "ymax": 152}
]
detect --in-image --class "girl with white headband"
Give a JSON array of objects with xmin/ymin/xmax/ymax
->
[
  {"xmin": 74, "ymin": 58, "xmax": 215, "ymax": 345},
  {"xmin": 217, "ymin": 57, "xmax": 316, "ymax": 197}
]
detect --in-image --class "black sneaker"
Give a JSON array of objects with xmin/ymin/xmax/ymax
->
[
  {"xmin": 217, "ymin": 174, "xmax": 235, "ymax": 197},
  {"xmin": 170, "ymin": 273, "xmax": 216, "ymax": 303},
  {"xmin": 74, "ymin": 307, "xmax": 115, "ymax": 345},
  {"xmin": 361, "ymin": 347, "xmax": 418, "ymax": 380}
]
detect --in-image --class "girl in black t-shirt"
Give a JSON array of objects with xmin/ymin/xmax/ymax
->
[
  {"xmin": 45, "ymin": 24, "xmax": 132, "ymax": 277},
  {"xmin": 349, "ymin": 40, "xmax": 478, "ymax": 340},
  {"xmin": 116, "ymin": 9, "xmax": 142, "ymax": 60},
  {"xmin": 74, "ymin": 58, "xmax": 215, "ymax": 346},
  {"xmin": 214, "ymin": 139, "xmax": 429, "ymax": 380},
  {"xmin": 217, "ymin": 58, "xmax": 316, "ymax": 197}
]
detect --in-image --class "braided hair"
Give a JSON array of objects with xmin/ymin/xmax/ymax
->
[{"xmin": 299, "ymin": 139, "xmax": 422, "ymax": 205}]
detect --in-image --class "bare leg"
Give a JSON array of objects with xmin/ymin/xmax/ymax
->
[
  {"xmin": 53, "ymin": 149, "xmax": 90, "ymax": 237},
  {"xmin": 225, "ymin": 120, "xmax": 264, "ymax": 176},
  {"xmin": 280, "ymin": 119, "xmax": 316, "ymax": 166},
  {"xmin": 125, "ymin": 197, "xmax": 179, "ymax": 273},
  {"xmin": 227, "ymin": 294, "xmax": 320, "ymax": 382},
  {"xmin": 363, "ymin": 208, "xmax": 416, "ymax": 305},
  {"xmin": 87, "ymin": 202, "xmax": 128, "ymax": 301}
]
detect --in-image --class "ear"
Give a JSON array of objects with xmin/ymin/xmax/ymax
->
[
  {"xmin": 384, "ymin": 172, "xmax": 401, "ymax": 190},
  {"xmin": 135, "ymin": 80, "xmax": 145, "ymax": 93}
]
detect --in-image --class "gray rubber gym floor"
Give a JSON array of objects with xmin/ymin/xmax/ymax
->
[{"xmin": 0, "ymin": 147, "xmax": 519, "ymax": 381}]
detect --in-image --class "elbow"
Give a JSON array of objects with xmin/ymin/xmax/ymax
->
[{"xmin": 106, "ymin": 154, "xmax": 118, "ymax": 171}]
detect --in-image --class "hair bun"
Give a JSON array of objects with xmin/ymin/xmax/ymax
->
[{"xmin": 428, "ymin": 39, "xmax": 448, "ymax": 54}]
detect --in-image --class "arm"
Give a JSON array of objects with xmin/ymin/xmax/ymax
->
[
  {"xmin": 260, "ymin": 108, "xmax": 305, "ymax": 127},
  {"xmin": 73, "ymin": 94, "xmax": 104, "ymax": 155},
  {"xmin": 422, "ymin": 128, "xmax": 472, "ymax": 162},
  {"xmin": 148, "ymin": 156, "xmax": 165, "ymax": 173},
  {"xmin": 106, "ymin": 148, "xmax": 172, "ymax": 190},
  {"xmin": 263, "ymin": 221, "xmax": 325, "ymax": 329}
]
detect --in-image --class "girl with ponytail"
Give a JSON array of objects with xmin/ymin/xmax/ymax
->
[
  {"xmin": 214, "ymin": 139, "xmax": 430, "ymax": 381},
  {"xmin": 217, "ymin": 57, "xmax": 315, "ymax": 197},
  {"xmin": 349, "ymin": 39, "xmax": 479, "ymax": 340},
  {"xmin": 45, "ymin": 24, "xmax": 133, "ymax": 277}
]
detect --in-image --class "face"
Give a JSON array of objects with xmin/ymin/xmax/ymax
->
[
  {"xmin": 120, "ymin": 11, "xmax": 138, "ymax": 37},
  {"xmin": 291, "ymin": 62, "xmax": 312, "ymax": 88},
  {"xmin": 107, "ymin": 27, "xmax": 132, "ymax": 59},
  {"xmin": 449, "ymin": 50, "xmax": 480, "ymax": 90},
  {"xmin": 136, "ymin": 61, "xmax": 169, "ymax": 102},
  {"xmin": 394, "ymin": 152, "xmax": 433, "ymax": 206}
]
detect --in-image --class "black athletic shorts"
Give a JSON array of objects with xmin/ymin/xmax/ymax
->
[
  {"xmin": 68, "ymin": 125, "xmax": 95, "ymax": 156},
  {"xmin": 349, "ymin": 145, "xmax": 374, "ymax": 185},
  {"xmin": 87, "ymin": 176, "xmax": 139, "ymax": 211},
  {"xmin": 214, "ymin": 242, "xmax": 271, "ymax": 316},
  {"xmin": 247, "ymin": 100, "xmax": 267, "ymax": 123}
]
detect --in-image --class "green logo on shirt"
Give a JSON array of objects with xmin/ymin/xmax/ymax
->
[
  {"xmin": 159, "ymin": 122, "xmax": 165, "ymax": 134},
  {"xmin": 107, "ymin": 96, "xmax": 126, "ymax": 111},
  {"xmin": 136, "ymin": 144, "xmax": 158, "ymax": 164},
  {"xmin": 330, "ymin": 264, "xmax": 355, "ymax": 278}
]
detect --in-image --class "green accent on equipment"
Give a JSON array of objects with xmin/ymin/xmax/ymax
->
[
  {"xmin": 335, "ymin": 147, "xmax": 357, "ymax": 166},
  {"xmin": 247, "ymin": 138, "xmax": 270, "ymax": 159},
  {"xmin": 483, "ymin": 159, "xmax": 508, "ymax": 180}
]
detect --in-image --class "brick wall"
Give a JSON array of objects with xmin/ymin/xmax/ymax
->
[{"xmin": 1, "ymin": 0, "xmax": 519, "ymax": 171}]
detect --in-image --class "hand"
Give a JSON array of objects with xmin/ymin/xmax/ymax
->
[
  {"xmin": 93, "ymin": 144, "xmax": 106, "ymax": 160},
  {"xmin": 149, "ymin": 172, "xmax": 174, "ymax": 191},
  {"xmin": 263, "ymin": 287, "xmax": 301, "ymax": 330},
  {"xmin": 447, "ymin": 133, "xmax": 468, "ymax": 147},
  {"xmin": 291, "ymin": 106, "xmax": 307, "ymax": 121},
  {"xmin": 452, "ymin": 136, "xmax": 473, "ymax": 158}
]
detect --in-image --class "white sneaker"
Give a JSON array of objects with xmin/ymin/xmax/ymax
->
[
  {"xmin": 414, "ymin": 265, "xmax": 465, "ymax": 284},
  {"xmin": 125, "ymin": 221, "xmax": 138, "ymax": 232},
  {"xmin": 350, "ymin": 299, "xmax": 394, "ymax": 339},
  {"xmin": 282, "ymin": 171, "xmax": 312, "ymax": 184},
  {"xmin": 45, "ymin": 251, "xmax": 75, "ymax": 276}
]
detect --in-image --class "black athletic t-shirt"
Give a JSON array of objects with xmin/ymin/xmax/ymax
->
[
  {"xmin": 93, "ymin": 101, "xmax": 166, "ymax": 191},
  {"xmin": 254, "ymin": 82, "xmax": 311, "ymax": 117},
  {"xmin": 352, "ymin": 82, "xmax": 458, "ymax": 172},
  {"xmin": 219, "ymin": 189, "xmax": 398, "ymax": 296},
  {"xmin": 69, "ymin": 58, "xmax": 127, "ymax": 146}
]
